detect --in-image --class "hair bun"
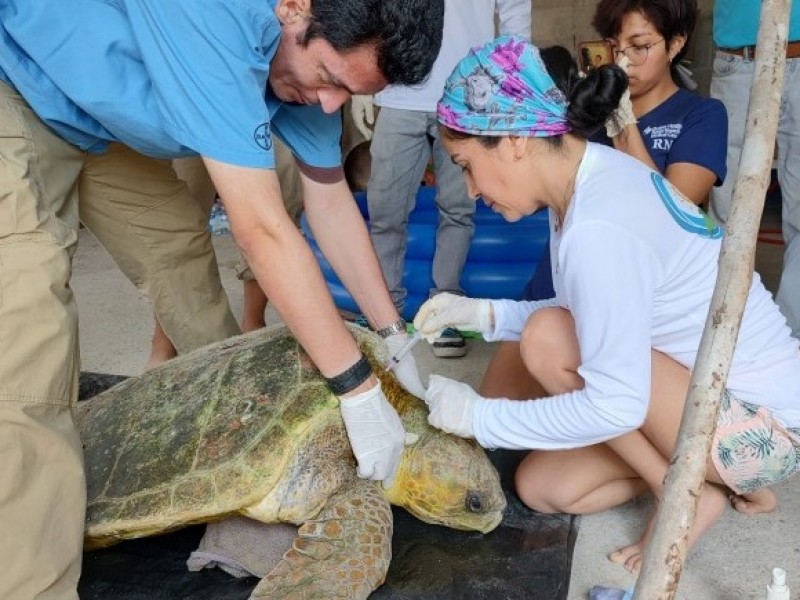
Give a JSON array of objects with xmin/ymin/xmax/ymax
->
[{"xmin": 566, "ymin": 65, "xmax": 629, "ymax": 137}]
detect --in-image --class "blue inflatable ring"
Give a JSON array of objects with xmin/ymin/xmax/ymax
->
[{"xmin": 301, "ymin": 186, "xmax": 549, "ymax": 320}]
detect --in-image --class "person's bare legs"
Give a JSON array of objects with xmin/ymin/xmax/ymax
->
[
  {"xmin": 601, "ymin": 350, "xmax": 728, "ymax": 571},
  {"xmin": 241, "ymin": 279, "xmax": 269, "ymax": 332},
  {"xmin": 515, "ymin": 308, "xmax": 728, "ymax": 573},
  {"xmin": 604, "ymin": 432, "xmax": 727, "ymax": 573},
  {"xmin": 479, "ymin": 341, "xmax": 548, "ymax": 400},
  {"xmin": 513, "ymin": 307, "xmax": 649, "ymax": 516},
  {"xmin": 145, "ymin": 314, "xmax": 177, "ymax": 370}
]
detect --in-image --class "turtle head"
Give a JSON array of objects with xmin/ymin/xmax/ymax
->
[
  {"xmin": 356, "ymin": 328, "xmax": 505, "ymax": 533},
  {"xmin": 384, "ymin": 423, "xmax": 506, "ymax": 534}
]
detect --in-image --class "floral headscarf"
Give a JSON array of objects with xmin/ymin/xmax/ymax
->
[{"xmin": 437, "ymin": 36, "xmax": 570, "ymax": 138}]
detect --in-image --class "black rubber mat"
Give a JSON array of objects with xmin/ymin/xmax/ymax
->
[{"xmin": 77, "ymin": 372, "xmax": 575, "ymax": 599}]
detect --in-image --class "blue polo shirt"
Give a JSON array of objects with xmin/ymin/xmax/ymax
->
[
  {"xmin": 0, "ymin": 0, "xmax": 342, "ymax": 169},
  {"xmin": 714, "ymin": 0, "xmax": 800, "ymax": 47}
]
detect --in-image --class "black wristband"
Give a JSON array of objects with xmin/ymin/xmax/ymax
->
[{"xmin": 325, "ymin": 354, "xmax": 373, "ymax": 395}]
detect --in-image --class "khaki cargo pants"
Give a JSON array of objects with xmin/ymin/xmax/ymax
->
[
  {"xmin": 0, "ymin": 80, "xmax": 239, "ymax": 598},
  {"xmin": 0, "ymin": 81, "xmax": 85, "ymax": 599},
  {"xmin": 79, "ymin": 147, "xmax": 239, "ymax": 353}
]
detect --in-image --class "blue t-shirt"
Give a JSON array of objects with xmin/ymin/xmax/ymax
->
[
  {"xmin": 0, "ymin": 0, "xmax": 342, "ymax": 169},
  {"xmin": 714, "ymin": 0, "xmax": 800, "ymax": 48},
  {"xmin": 522, "ymin": 88, "xmax": 728, "ymax": 301},
  {"xmin": 637, "ymin": 89, "xmax": 727, "ymax": 186}
]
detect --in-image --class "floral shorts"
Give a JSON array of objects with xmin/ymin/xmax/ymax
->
[{"xmin": 711, "ymin": 391, "xmax": 800, "ymax": 494}]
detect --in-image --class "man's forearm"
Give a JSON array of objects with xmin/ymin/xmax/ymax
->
[{"xmin": 203, "ymin": 158, "xmax": 366, "ymax": 379}]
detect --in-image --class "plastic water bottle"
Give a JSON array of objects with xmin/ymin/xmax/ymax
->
[
  {"xmin": 766, "ymin": 568, "xmax": 790, "ymax": 600},
  {"xmin": 208, "ymin": 201, "xmax": 230, "ymax": 236}
]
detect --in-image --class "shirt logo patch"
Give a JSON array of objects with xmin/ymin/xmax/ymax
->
[
  {"xmin": 254, "ymin": 123, "xmax": 272, "ymax": 150},
  {"xmin": 644, "ymin": 123, "xmax": 682, "ymax": 151},
  {"xmin": 651, "ymin": 172, "xmax": 722, "ymax": 239}
]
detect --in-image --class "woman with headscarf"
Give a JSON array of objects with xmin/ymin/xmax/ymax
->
[
  {"xmin": 479, "ymin": 0, "xmax": 729, "ymax": 429},
  {"xmin": 413, "ymin": 36, "xmax": 800, "ymax": 573}
]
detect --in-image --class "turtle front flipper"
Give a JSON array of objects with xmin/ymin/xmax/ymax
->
[{"xmin": 250, "ymin": 478, "xmax": 392, "ymax": 600}]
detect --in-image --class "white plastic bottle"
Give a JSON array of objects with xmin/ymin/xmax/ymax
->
[
  {"xmin": 208, "ymin": 201, "xmax": 230, "ymax": 236},
  {"xmin": 766, "ymin": 567, "xmax": 790, "ymax": 600}
]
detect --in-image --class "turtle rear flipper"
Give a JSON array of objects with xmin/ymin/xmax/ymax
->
[{"xmin": 250, "ymin": 478, "xmax": 392, "ymax": 600}]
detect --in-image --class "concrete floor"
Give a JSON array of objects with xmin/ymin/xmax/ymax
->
[{"xmin": 73, "ymin": 220, "xmax": 799, "ymax": 599}]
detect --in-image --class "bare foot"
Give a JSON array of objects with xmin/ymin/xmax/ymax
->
[
  {"xmin": 608, "ymin": 512, "xmax": 654, "ymax": 574},
  {"xmin": 730, "ymin": 488, "xmax": 777, "ymax": 515},
  {"xmin": 608, "ymin": 484, "xmax": 728, "ymax": 574}
]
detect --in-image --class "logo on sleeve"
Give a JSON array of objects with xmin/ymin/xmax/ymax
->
[
  {"xmin": 643, "ymin": 123, "xmax": 682, "ymax": 151},
  {"xmin": 254, "ymin": 123, "xmax": 272, "ymax": 150},
  {"xmin": 651, "ymin": 172, "xmax": 722, "ymax": 239}
]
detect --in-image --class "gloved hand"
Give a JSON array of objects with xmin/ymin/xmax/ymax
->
[
  {"xmin": 349, "ymin": 94, "xmax": 376, "ymax": 140},
  {"xmin": 413, "ymin": 293, "xmax": 492, "ymax": 343},
  {"xmin": 605, "ymin": 88, "xmax": 636, "ymax": 138},
  {"xmin": 385, "ymin": 333, "xmax": 427, "ymax": 399},
  {"xmin": 605, "ymin": 55, "xmax": 636, "ymax": 138},
  {"xmin": 424, "ymin": 375, "xmax": 480, "ymax": 439},
  {"xmin": 339, "ymin": 382, "xmax": 417, "ymax": 488}
]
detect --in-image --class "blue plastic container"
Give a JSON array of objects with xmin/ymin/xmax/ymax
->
[{"xmin": 301, "ymin": 186, "xmax": 549, "ymax": 321}]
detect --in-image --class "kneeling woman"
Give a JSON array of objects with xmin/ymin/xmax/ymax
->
[{"xmin": 415, "ymin": 36, "xmax": 800, "ymax": 573}]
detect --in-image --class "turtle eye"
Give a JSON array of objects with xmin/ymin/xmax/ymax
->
[{"xmin": 466, "ymin": 492, "xmax": 483, "ymax": 513}]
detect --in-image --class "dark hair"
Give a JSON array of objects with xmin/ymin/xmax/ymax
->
[
  {"xmin": 565, "ymin": 65, "xmax": 628, "ymax": 139},
  {"xmin": 302, "ymin": 0, "xmax": 444, "ymax": 86},
  {"xmin": 442, "ymin": 46, "xmax": 627, "ymax": 148},
  {"xmin": 591, "ymin": 0, "xmax": 697, "ymax": 85},
  {"xmin": 540, "ymin": 45, "xmax": 581, "ymax": 97}
]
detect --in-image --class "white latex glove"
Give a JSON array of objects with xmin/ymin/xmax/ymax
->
[
  {"xmin": 605, "ymin": 88, "xmax": 636, "ymax": 138},
  {"xmin": 385, "ymin": 333, "xmax": 427, "ymax": 398},
  {"xmin": 424, "ymin": 375, "xmax": 480, "ymax": 439},
  {"xmin": 339, "ymin": 382, "xmax": 417, "ymax": 488},
  {"xmin": 349, "ymin": 94, "xmax": 376, "ymax": 140},
  {"xmin": 605, "ymin": 55, "xmax": 636, "ymax": 138},
  {"xmin": 413, "ymin": 293, "xmax": 492, "ymax": 343}
]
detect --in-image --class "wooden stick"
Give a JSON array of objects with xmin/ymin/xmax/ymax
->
[{"xmin": 633, "ymin": 1, "xmax": 793, "ymax": 597}]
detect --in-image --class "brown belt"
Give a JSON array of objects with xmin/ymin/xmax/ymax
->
[{"xmin": 720, "ymin": 40, "xmax": 800, "ymax": 60}]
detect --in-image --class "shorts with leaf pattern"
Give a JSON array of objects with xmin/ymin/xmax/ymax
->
[{"xmin": 711, "ymin": 391, "xmax": 800, "ymax": 494}]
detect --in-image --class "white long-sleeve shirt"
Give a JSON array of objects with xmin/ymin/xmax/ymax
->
[
  {"xmin": 474, "ymin": 143, "xmax": 800, "ymax": 450},
  {"xmin": 374, "ymin": 0, "xmax": 531, "ymax": 111}
]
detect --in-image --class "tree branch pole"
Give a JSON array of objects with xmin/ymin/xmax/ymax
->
[{"xmin": 633, "ymin": 1, "xmax": 793, "ymax": 597}]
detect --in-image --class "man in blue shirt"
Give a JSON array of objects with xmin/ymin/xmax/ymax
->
[
  {"xmin": 0, "ymin": 0, "xmax": 442, "ymax": 597},
  {"xmin": 710, "ymin": 0, "xmax": 800, "ymax": 340}
]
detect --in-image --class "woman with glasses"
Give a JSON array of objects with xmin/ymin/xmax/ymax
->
[
  {"xmin": 412, "ymin": 35, "xmax": 800, "ymax": 578},
  {"xmin": 594, "ymin": 0, "xmax": 727, "ymax": 202}
]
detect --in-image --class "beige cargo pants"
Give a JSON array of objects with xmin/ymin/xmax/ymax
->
[
  {"xmin": 0, "ymin": 80, "xmax": 245, "ymax": 598},
  {"xmin": 0, "ymin": 81, "xmax": 86, "ymax": 599},
  {"xmin": 79, "ymin": 146, "xmax": 240, "ymax": 353}
]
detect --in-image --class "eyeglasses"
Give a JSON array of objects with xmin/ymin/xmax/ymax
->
[{"xmin": 611, "ymin": 38, "xmax": 665, "ymax": 67}]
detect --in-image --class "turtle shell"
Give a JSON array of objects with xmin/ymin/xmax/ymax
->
[{"xmin": 78, "ymin": 324, "xmax": 389, "ymax": 546}]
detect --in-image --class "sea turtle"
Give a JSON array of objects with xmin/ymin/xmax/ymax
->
[{"xmin": 77, "ymin": 323, "xmax": 506, "ymax": 599}]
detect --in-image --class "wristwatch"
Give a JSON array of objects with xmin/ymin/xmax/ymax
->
[{"xmin": 375, "ymin": 318, "xmax": 407, "ymax": 338}]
